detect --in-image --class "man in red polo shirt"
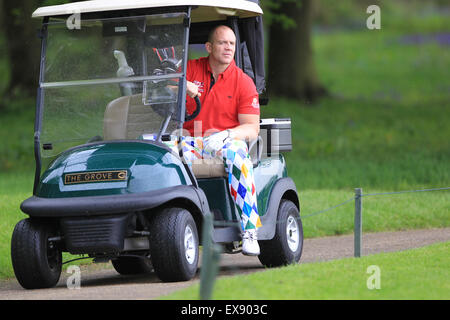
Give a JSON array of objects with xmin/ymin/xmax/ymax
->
[
  {"xmin": 184, "ymin": 32, "xmax": 260, "ymax": 139},
  {"xmin": 182, "ymin": 25, "xmax": 261, "ymax": 256}
]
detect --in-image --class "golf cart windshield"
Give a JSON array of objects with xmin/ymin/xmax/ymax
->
[{"xmin": 40, "ymin": 13, "xmax": 188, "ymax": 158}]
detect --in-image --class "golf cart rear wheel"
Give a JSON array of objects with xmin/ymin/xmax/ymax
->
[
  {"xmin": 148, "ymin": 207, "xmax": 199, "ymax": 282},
  {"xmin": 258, "ymin": 200, "xmax": 303, "ymax": 268},
  {"xmin": 112, "ymin": 255, "xmax": 153, "ymax": 275},
  {"xmin": 11, "ymin": 218, "xmax": 62, "ymax": 289}
]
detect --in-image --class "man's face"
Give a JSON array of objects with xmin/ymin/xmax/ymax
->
[{"xmin": 206, "ymin": 27, "xmax": 236, "ymax": 66}]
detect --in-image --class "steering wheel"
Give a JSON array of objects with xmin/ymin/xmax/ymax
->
[
  {"xmin": 185, "ymin": 96, "xmax": 201, "ymax": 121},
  {"xmin": 151, "ymin": 59, "xmax": 201, "ymax": 121}
]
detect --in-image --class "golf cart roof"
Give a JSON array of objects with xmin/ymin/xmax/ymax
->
[{"xmin": 32, "ymin": 0, "xmax": 263, "ymax": 21}]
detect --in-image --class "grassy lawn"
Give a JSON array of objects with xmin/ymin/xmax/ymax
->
[
  {"xmin": 0, "ymin": 172, "xmax": 95, "ymax": 278},
  {"xmin": 0, "ymin": 189, "xmax": 30, "ymax": 278},
  {"xmin": 299, "ymin": 189, "xmax": 449, "ymax": 238},
  {"xmin": 161, "ymin": 242, "xmax": 450, "ymax": 300}
]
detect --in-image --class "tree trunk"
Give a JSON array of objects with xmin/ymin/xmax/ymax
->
[
  {"xmin": 268, "ymin": 0, "xmax": 327, "ymax": 103},
  {"xmin": 1, "ymin": 0, "xmax": 43, "ymax": 100}
]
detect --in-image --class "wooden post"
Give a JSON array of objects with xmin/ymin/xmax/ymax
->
[
  {"xmin": 199, "ymin": 214, "xmax": 221, "ymax": 300},
  {"xmin": 354, "ymin": 188, "xmax": 363, "ymax": 258}
]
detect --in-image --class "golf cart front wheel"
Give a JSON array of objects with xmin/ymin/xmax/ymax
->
[
  {"xmin": 11, "ymin": 218, "xmax": 62, "ymax": 289},
  {"xmin": 149, "ymin": 207, "xmax": 199, "ymax": 282},
  {"xmin": 258, "ymin": 200, "xmax": 303, "ymax": 267}
]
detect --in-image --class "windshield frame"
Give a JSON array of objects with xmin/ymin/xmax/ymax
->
[{"xmin": 33, "ymin": 7, "xmax": 192, "ymax": 195}]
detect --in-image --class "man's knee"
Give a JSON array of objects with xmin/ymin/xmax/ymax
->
[
  {"xmin": 225, "ymin": 139, "xmax": 249, "ymax": 153},
  {"xmin": 222, "ymin": 139, "xmax": 255, "ymax": 167}
]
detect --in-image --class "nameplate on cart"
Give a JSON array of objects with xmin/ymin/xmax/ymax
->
[{"xmin": 63, "ymin": 170, "xmax": 128, "ymax": 185}]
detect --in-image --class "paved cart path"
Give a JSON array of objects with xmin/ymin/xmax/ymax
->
[{"xmin": 1, "ymin": 228, "xmax": 449, "ymax": 300}]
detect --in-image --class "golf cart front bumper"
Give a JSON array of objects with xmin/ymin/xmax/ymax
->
[
  {"xmin": 21, "ymin": 185, "xmax": 207, "ymax": 218},
  {"xmin": 21, "ymin": 185, "xmax": 209, "ymax": 254}
]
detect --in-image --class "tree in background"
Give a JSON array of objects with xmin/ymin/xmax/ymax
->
[
  {"xmin": 1, "ymin": 0, "xmax": 44, "ymax": 101},
  {"xmin": 263, "ymin": 0, "xmax": 327, "ymax": 104}
]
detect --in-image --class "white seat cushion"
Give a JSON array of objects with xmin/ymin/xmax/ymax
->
[{"xmin": 191, "ymin": 158, "xmax": 227, "ymax": 178}]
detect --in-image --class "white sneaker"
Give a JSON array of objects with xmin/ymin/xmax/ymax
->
[{"xmin": 242, "ymin": 229, "xmax": 260, "ymax": 256}]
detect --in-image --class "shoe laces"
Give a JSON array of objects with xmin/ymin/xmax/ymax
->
[{"xmin": 243, "ymin": 230, "xmax": 257, "ymax": 241}]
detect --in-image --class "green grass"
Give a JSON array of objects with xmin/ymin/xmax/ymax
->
[
  {"xmin": 0, "ymin": 172, "xmax": 94, "ymax": 279},
  {"xmin": 264, "ymin": 98, "xmax": 450, "ymax": 191},
  {"xmin": 161, "ymin": 242, "xmax": 450, "ymax": 300},
  {"xmin": 299, "ymin": 189, "xmax": 450, "ymax": 238},
  {"xmin": 0, "ymin": 191, "xmax": 30, "ymax": 278},
  {"xmin": 262, "ymin": 25, "xmax": 450, "ymax": 192},
  {"xmin": 260, "ymin": 17, "xmax": 450, "ymax": 191}
]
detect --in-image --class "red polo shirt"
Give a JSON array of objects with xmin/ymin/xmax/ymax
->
[{"xmin": 184, "ymin": 57, "xmax": 260, "ymax": 137}]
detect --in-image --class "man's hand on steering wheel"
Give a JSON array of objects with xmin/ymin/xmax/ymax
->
[
  {"xmin": 184, "ymin": 81, "xmax": 202, "ymax": 121},
  {"xmin": 186, "ymin": 81, "xmax": 201, "ymax": 98}
]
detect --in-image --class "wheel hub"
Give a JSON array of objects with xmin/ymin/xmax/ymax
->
[
  {"xmin": 286, "ymin": 216, "xmax": 300, "ymax": 252},
  {"xmin": 184, "ymin": 225, "xmax": 196, "ymax": 264}
]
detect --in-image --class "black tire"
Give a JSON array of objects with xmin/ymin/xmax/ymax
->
[
  {"xmin": 11, "ymin": 218, "xmax": 62, "ymax": 289},
  {"xmin": 258, "ymin": 200, "xmax": 303, "ymax": 268},
  {"xmin": 112, "ymin": 255, "xmax": 153, "ymax": 275},
  {"xmin": 148, "ymin": 207, "xmax": 199, "ymax": 282}
]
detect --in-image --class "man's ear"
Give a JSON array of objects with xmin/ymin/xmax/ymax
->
[{"xmin": 205, "ymin": 42, "xmax": 212, "ymax": 54}]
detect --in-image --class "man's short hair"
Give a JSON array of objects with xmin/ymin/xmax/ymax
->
[{"xmin": 207, "ymin": 25, "xmax": 234, "ymax": 44}]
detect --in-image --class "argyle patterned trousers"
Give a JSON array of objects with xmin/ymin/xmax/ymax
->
[{"xmin": 164, "ymin": 136, "xmax": 262, "ymax": 232}]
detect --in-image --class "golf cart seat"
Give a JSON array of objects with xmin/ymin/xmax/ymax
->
[
  {"xmin": 191, "ymin": 138, "xmax": 264, "ymax": 178},
  {"xmin": 191, "ymin": 158, "xmax": 227, "ymax": 178},
  {"xmin": 104, "ymin": 94, "xmax": 160, "ymax": 140}
]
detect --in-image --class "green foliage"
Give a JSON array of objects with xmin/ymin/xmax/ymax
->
[
  {"xmin": 0, "ymin": 32, "xmax": 9, "ymax": 97},
  {"xmin": 0, "ymin": 100, "xmax": 35, "ymax": 171},
  {"xmin": 260, "ymin": 0, "xmax": 299, "ymax": 29},
  {"xmin": 41, "ymin": 0, "xmax": 70, "ymax": 6},
  {"xmin": 313, "ymin": 0, "xmax": 450, "ymax": 32}
]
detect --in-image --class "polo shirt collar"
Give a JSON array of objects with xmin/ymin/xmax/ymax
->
[{"xmin": 206, "ymin": 57, "xmax": 235, "ymax": 81}]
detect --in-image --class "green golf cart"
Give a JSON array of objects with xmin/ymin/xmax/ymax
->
[{"xmin": 11, "ymin": 0, "xmax": 302, "ymax": 289}]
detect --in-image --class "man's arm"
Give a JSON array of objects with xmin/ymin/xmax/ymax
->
[
  {"xmin": 203, "ymin": 113, "xmax": 259, "ymax": 155},
  {"xmin": 229, "ymin": 113, "xmax": 260, "ymax": 142}
]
